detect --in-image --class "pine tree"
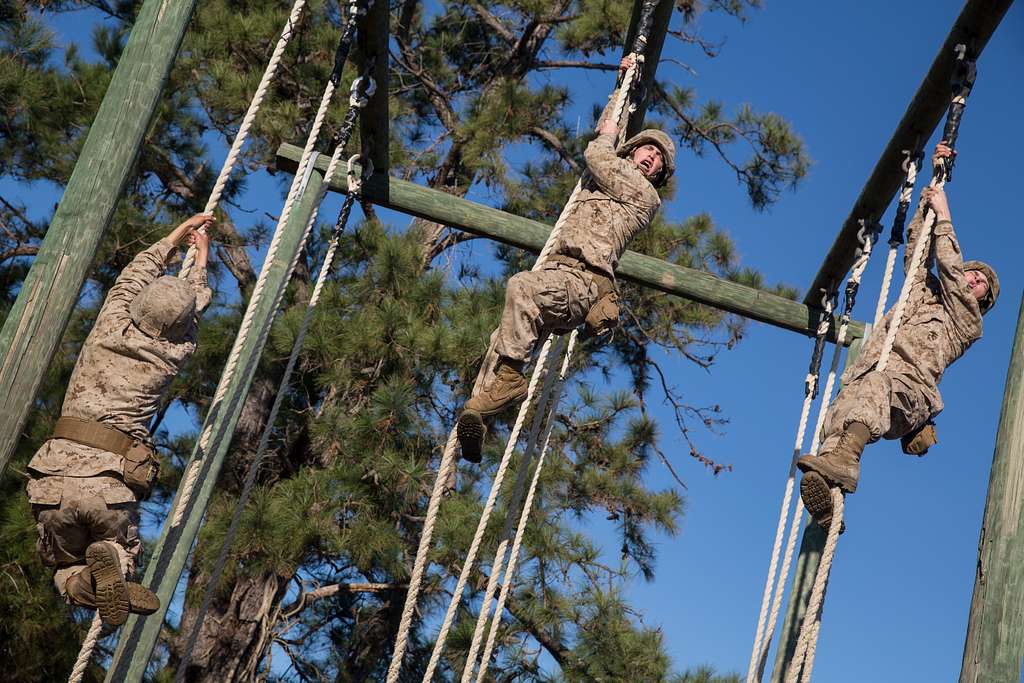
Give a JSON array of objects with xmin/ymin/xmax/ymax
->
[{"xmin": 0, "ymin": 1, "xmax": 808, "ymax": 680}]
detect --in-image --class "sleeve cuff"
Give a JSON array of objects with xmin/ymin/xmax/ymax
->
[{"xmin": 933, "ymin": 219, "xmax": 954, "ymax": 236}]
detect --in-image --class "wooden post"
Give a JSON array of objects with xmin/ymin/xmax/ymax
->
[
  {"xmin": 0, "ymin": 0, "xmax": 199, "ymax": 479},
  {"xmin": 357, "ymin": 0, "xmax": 389, "ymax": 180},
  {"xmin": 275, "ymin": 145, "xmax": 865, "ymax": 345},
  {"xmin": 770, "ymin": 331, "xmax": 866, "ymax": 683},
  {"xmin": 960, "ymin": 292, "xmax": 1024, "ymax": 682},
  {"xmin": 103, "ymin": 168, "xmax": 326, "ymax": 683}
]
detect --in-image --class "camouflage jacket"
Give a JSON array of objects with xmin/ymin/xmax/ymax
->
[
  {"xmin": 552, "ymin": 89, "xmax": 661, "ymax": 278},
  {"xmin": 28, "ymin": 239, "xmax": 210, "ymax": 479},
  {"xmin": 844, "ymin": 203, "xmax": 983, "ymax": 415}
]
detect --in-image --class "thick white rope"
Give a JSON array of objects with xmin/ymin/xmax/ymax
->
[
  {"xmin": 68, "ymin": 614, "xmax": 103, "ymax": 683},
  {"xmin": 179, "ymin": 0, "xmax": 309, "ymax": 279},
  {"xmin": 460, "ymin": 336, "xmax": 568, "ymax": 682},
  {"xmin": 176, "ymin": 156, "xmax": 366, "ymax": 678},
  {"xmin": 784, "ymin": 489, "xmax": 843, "ymax": 683},
  {"xmin": 746, "ymin": 304, "xmax": 831, "ymax": 683},
  {"xmin": 169, "ymin": 41, "xmax": 358, "ymax": 527},
  {"xmin": 472, "ymin": 331, "xmax": 578, "ymax": 683},
  {"xmin": 873, "ymin": 153, "xmax": 920, "ymax": 327},
  {"xmin": 752, "ymin": 225, "xmax": 879, "ymax": 682},
  {"xmin": 396, "ymin": 56, "xmax": 644, "ymax": 683}
]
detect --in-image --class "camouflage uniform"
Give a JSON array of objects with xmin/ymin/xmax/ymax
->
[
  {"xmin": 26, "ymin": 239, "xmax": 210, "ymax": 599},
  {"xmin": 493, "ymin": 92, "xmax": 668, "ymax": 362},
  {"xmin": 817, "ymin": 204, "xmax": 984, "ymax": 470}
]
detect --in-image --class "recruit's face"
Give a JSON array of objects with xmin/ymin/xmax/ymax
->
[
  {"xmin": 631, "ymin": 144, "xmax": 664, "ymax": 182},
  {"xmin": 966, "ymin": 269, "xmax": 990, "ymax": 302}
]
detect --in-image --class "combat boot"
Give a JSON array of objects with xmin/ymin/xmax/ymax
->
[
  {"xmin": 457, "ymin": 358, "xmax": 528, "ymax": 463},
  {"xmin": 796, "ymin": 422, "xmax": 871, "ymax": 531},
  {"xmin": 65, "ymin": 566, "xmax": 161, "ymax": 618},
  {"xmin": 84, "ymin": 541, "xmax": 131, "ymax": 626}
]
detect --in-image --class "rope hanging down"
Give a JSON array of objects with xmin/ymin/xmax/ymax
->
[
  {"xmin": 785, "ymin": 44, "xmax": 977, "ymax": 683},
  {"xmin": 177, "ymin": 92, "xmax": 373, "ymax": 677},
  {"xmin": 179, "ymin": 0, "xmax": 309, "ymax": 278},
  {"xmin": 170, "ymin": 0, "xmax": 370, "ymax": 530},
  {"xmin": 874, "ymin": 149, "xmax": 923, "ymax": 327},
  {"xmin": 745, "ymin": 289, "xmax": 835, "ymax": 683},
  {"xmin": 386, "ymin": 4, "xmax": 661, "ymax": 678}
]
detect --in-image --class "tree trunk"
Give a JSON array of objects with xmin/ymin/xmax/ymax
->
[{"xmin": 170, "ymin": 571, "xmax": 292, "ymax": 683}]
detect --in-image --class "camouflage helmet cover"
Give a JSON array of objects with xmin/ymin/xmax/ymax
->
[
  {"xmin": 963, "ymin": 259, "xmax": 999, "ymax": 314},
  {"xmin": 129, "ymin": 276, "xmax": 198, "ymax": 341},
  {"xmin": 618, "ymin": 129, "xmax": 676, "ymax": 187}
]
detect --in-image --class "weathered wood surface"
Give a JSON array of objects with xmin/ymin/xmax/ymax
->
[
  {"xmin": 357, "ymin": 0, "xmax": 389, "ymax": 178},
  {"xmin": 0, "ymin": 0, "xmax": 199, "ymax": 478},
  {"xmin": 104, "ymin": 169, "xmax": 327, "ymax": 683},
  {"xmin": 805, "ymin": 0, "xmax": 1014, "ymax": 304},
  {"xmin": 960, "ymin": 292, "xmax": 1024, "ymax": 682},
  {"xmin": 277, "ymin": 143, "xmax": 865, "ymax": 344}
]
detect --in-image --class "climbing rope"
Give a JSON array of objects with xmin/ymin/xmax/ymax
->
[
  {"xmin": 176, "ymin": 148, "xmax": 370, "ymax": 680},
  {"xmin": 460, "ymin": 334, "xmax": 568, "ymax": 683},
  {"xmin": 746, "ymin": 291, "xmax": 834, "ymax": 683},
  {"xmin": 873, "ymin": 149, "xmax": 923, "ymax": 327},
  {"xmin": 469, "ymin": 332, "xmax": 578, "ymax": 683},
  {"xmin": 784, "ymin": 44, "xmax": 977, "ymax": 682},
  {"xmin": 387, "ymin": 5, "xmax": 659, "ymax": 675},
  {"xmin": 67, "ymin": 614, "xmax": 103, "ymax": 683},
  {"xmin": 179, "ymin": 0, "xmax": 309, "ymax": 279},
  {"xmin": 170, "ymin": 0, "xmax": 370, "ymax": 529}
]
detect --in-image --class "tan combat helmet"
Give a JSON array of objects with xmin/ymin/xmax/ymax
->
[
  {"xmin": 963, "ymin": 260, "xmax": 999, "ymax": 314},
  {"xmin": 129, "ymin": 276, "xmax": 198, "ymax": 341},
  {"xmin": 618, "ymin": 129, "xmax": 676, "ymax": 188}
]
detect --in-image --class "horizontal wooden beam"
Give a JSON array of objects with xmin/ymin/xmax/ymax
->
[
  {"xmin": 805, "ymin": 0, "xmax": 1015, "ymax": 304},
  {"xmin": 277, "ymin": 143, "xmax": 864, "ymax": 343}
]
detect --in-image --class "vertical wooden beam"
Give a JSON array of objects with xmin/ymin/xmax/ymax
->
[
  {"xmin": 770, "ymin": 331, "xmax": 867, "ymax": 683},
  {"xmin": 0, "ymin": 0, "xmax": 199, "ymax": 479},
  {"xmin": 357, "ymin": 0, "xmax": 389, "ymax": 180},
  {"xmin": 103, "ymin": 169, "xmax": 327, "ymax": 683},
  {"xmin": 623, "ymin": 0, "xmax": 675, "ymax": 139},
  {"xmin": 960, "ymin": 292, "xmax": 1024, "ymax": 682}
]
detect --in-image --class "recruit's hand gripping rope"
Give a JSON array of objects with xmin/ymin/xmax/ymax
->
[
  {"xmin": 178, "ymin": 0, "xmax": 309, "ymax": 279},
  {"xmin": 784, "ymin": 44, "xmax": 977, "ymax": 683}
]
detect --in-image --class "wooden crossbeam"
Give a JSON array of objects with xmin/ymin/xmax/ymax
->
[
  {"xmin": 276, "ymin": 143, "xmax": 865, "ymax": 344},
  {"xmin": 805, "ymin": 0, "xmax": 1015, "ymax": 304}
]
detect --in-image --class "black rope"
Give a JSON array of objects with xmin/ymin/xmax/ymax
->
[
  {"xmin": 939, "ymin": 44, "xmax": 977, "ymax": 182},
  {"xmin": 889, "ymin": 149, "xmax": 924, "ymax": 247},
  {"xmin": 330, "ymin": 0, "xmax": 370, "ymax": 86},
  {"xmin": 174, "ymin": 16, "xmax": 374, "ymax": 683},
  {"xmin": 807, "ymin": 288, "xmax": 837, "ymax": 399}
]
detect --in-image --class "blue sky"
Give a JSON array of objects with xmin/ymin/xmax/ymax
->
[{"xmin": 7, "ymin": 1, "xmax": 1024, "ymax": 681}]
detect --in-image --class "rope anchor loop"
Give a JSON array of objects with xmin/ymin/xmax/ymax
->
[
  {"xmin": 346, "ymin": 153, "xmax": 372, "ymax": 195},
  {"xmin": 350, "ymin": 75, "xmax": 377, "ymax": 108}
]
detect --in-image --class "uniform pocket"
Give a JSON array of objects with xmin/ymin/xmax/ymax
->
[{"xmin": 26, "ymin": 476, "xmax": 63, "ymax": 506}]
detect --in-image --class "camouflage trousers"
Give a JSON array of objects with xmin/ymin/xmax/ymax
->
[
  {"xmin": 27, "ymin": 474, "xmax": 141, "ymax": 600},
  {"xmin": 819, "ymin": 370, "xmax": 933, "ymax": 457},
  {"xmin": 493, "ymin": 262, "xmax": 604, "ymax": 362}
]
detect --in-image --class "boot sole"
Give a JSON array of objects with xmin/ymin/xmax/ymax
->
[
  {"xmin": 127, "ymin": 583, "xmax": 160, "ymax": 615},
  {"xmin": 86, "ymin": 543, "xmax": 129, "ymax": 626},
  {"xmin": 457, "ymin": 411, "xmax": 486, "ymax": 464},
  {"xmin": 800, "ymin": 472, "xmax": 846, "ymax": 535}
]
